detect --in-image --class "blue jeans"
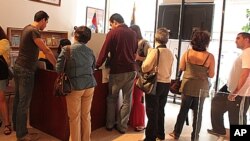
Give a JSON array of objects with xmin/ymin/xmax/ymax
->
[
  {"xmin": 12, "ymin": 64, "xmax": 35, "ymax": 138},
  {"xmin": 173, "ymin": 94, "xmax": 205, "ymax": 139},
  {"xmin": 106, "ymin": 71, "xmax": 136, "ymax": 132}
]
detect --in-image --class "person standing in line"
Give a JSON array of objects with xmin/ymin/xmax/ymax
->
[
  {"xmin": 0, "ymin": 26, "xmax": 12, "ymax": 135},
  {"xmin": 208, "ymin": 32, "xmax": 250, "ymax": 140},
  {"xmin": 142, "ymin": 28, "xmax": 174, "ymax": 141},
  {"xmin": 56, "ymin": 26, "xmax": 96, "ymax": 141},
  {"xmin": 57, "ymin": 38, "xmax": 71, "ymax": 56},
  {"xmin": 129, "ymin": 24, "xmax": 151, "ymax": 132},
  {"xmin": 12, "ymin": 11, "xmax": 56, "ymax": 141},
  {"xmin": 169, "ymin": 30, "xmax": 215, "ymax": 141},
  {"xmin": 96, "ymin": 13, "xmax": 137, "ymax": 134}
]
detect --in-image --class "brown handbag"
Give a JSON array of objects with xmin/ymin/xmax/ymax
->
[
  {"xmin": 170, "ymin": 79, "xmax": 182, "ymax": 95},
  {"xmin": 54, "ymin": 45, "xmax": 72, "ymax": 96},
  {"xmin": 170, "ymin": 70, "xmax": 183, "ymax": 95}
]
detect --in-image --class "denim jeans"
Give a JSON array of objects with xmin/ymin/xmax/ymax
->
[
  {"xmin": 173, "ymin": 94, "xmax": 205, "ymax": 139},
  {"xmin": 106, "ymin": 71, "xmax": 136, "ymax": 132},
  {"xmin": 12, "ymin": 64, "xmax": 35, "ymax": 138}
]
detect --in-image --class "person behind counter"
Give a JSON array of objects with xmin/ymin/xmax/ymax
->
[
  {"xmin": 12, "ymin": 10, "xmax": 56, "ymax": 141},
  {"xmin": 56, "ymin": 26, "xmax": 97, "ymax": 141},
  {"xmin": 57, "ymin": 38, "xmax": 71, "ymax": 55}
]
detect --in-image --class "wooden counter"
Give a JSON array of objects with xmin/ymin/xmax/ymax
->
[{"xmin": 29, "ymin": 69, "xmax": 108, "ymax": 141}]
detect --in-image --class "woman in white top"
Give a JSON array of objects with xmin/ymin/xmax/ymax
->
[{"xmin": 142, "ymin": 28, "xmax": 174, "ymax": 141}]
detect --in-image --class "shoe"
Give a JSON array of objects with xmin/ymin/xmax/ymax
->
[
  {"xmin": 4, "ymin": 124, "xmax": 12, "ymax": 135},
  {"xmin": 106, "ymin": 126, "xmax": 113, "ymax": 131},
  {"xmin": 115, "ymin": 126, "xmax": 126, "ymax": 134},
  {"xmin": 134, "ymin": 126, "xmax": 145, "ymax": 132},
  {"xmin": 106, "ymin": 124, "xmax": 117, "ymax": 131},
  {"xmin": 17, "ymin": 133, "xmax": 40, "ymax": 141},
  {"xmin": 156, "ymin": 137, "xmax": 165, "ymax": 141},
  {"xmin": 207, "ymin": 129, "xmax": 226, "ymax": 137},
  {"xmin": 216, "ymin": 135, "xmax": 225, "ymax": 141},
  {"xmin": 169, "ymin": 132, "xmax": 179, "ymax": 139}
]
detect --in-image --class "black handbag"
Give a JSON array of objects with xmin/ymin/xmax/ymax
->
[
  {"xmin": 170, "ymin": 70, "xmax": 183, "ymax": 95},
  {"xmin": 136, "ymin": 49, "xmax": 160, "ymax": 95},
  {"xmin": 54, "ymin": 72, "xmax": 72, "ymax": 96},
  {"xmin": 0, "ymin": 55, "xmax": 10, "ymax": 80},
  {"xmin": 54, "ymin": 46, "xmax": 72, "ymax": 96}
]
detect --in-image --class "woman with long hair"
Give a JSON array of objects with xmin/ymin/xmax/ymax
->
[{"xmin": 0, "ymin": 26, "xmax": 12, "ymax": 135}]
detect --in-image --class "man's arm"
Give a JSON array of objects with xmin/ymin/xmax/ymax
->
[
  {"xmin": 233, "ymin": 68, "xmax": 250, "ymax": 94},
  {"xmin": 34, "ymin": 38, "xmax": 57, "ymax": 67},
  {"xmin": 228, "ymin": 68, "xmax": 250, "ymax": 101}
]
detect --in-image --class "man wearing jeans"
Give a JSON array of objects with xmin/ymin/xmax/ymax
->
[
  {"xmin": 208, "ymin": 32, "xmax": 250, "ymax": 139},
  {"xmin": 96, "ymin": 13, "xmax": 137, "ymax": 134},
  {"xmin": 13, "ymin": 11, "xmax": 56, "ymax": 141}
]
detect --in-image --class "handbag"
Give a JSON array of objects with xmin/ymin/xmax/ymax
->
[
  {"xmin": 170, "ymin": 70, "xmax": 183, "ymax": 95},
  {"xmin": 54, "ymin": 45, "xmax": 72, "ymax": 96},
  {"xmin": 170, "ymin": 79, "xmax": 182, "ymax": 95},
  {"xmin": 0, "ymin": 55, "xmax": 10, "ymax": 80},
  {"xmin": 54, "ymin": 72, "xmax": 72, "ymax": 96},
  {"xmin": 136, "ymin": 49, "xmax": 160, "ymax": 95}
]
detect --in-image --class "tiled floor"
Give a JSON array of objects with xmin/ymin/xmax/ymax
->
[{"xmin": 0, "ymin": 96, "xmax": 231, "ymax": 141}]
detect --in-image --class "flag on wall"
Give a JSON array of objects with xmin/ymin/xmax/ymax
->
[
  {"xmin": 130, "ymin": 2, "xmax": 136, "ymax": 26},
  {"xmin": 92, "ymin": 12, "xmax": 98, "ymax": 33}
]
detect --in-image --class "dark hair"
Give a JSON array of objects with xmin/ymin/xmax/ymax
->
[
  {"xmin": 191, "ymin": 30, "xmax": 211, "ymax": 51},
  {"xmin": 155, "ymin": 27, "xmax": 169, "ymax": 45},
  {"xmin": 238, "ymin": 32, "xmax": 250, "ymax": 41},
  {"xmin": 0, "ymin": 26, "xmax": 7, "ymax": 40},
  {"xmin": 57, "ymin": 39, "xmax": 71, "ymax": 54},
  {"xmin": 109, "ymin": 13, "xmax": 124, "ymax": 24},
  {"xmin": 34, "ymin": 11, "xmax": 49, "ymax": 22},
  {"xmin": 74, "ymin": 26, "xmax": 91, "ymax": 44},
  {"xmin": 130, "ymin": 24, "xmax": 143, "ymax": 40}
]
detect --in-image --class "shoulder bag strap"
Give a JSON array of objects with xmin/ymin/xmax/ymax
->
[
  {"xmin": 156, "ymin": 49, "xmax": 160, "ymax": 66},
  {"xmin": 202, "ymin": 53, "xmax": 210, "ymax": 66},
  {"xmin": 63, "ymin": 45, "xmax": 71, "ymax": 71},
  {"xmin": 154, "ymin": 49, "xmax": 160, "ymax": 73}
]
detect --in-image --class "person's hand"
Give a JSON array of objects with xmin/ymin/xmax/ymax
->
[{"xmin": 228, "ymin": 93, "xmax": 237, "ymax": 101}]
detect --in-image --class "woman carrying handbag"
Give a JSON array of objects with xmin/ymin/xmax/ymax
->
[{"xmin": 141, "ymin": 28, "xmax": 174, "ymax": 141}]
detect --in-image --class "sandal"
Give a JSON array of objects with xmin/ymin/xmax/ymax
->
[
  {"xmin": 135, "ymin": 126, "xmax": 145, "ymax": 132},
  {"xmin": 4, "ymin": 124, "xmax": 12, "ymax": 135}
]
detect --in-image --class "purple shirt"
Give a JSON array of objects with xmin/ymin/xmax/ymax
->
[{"xmin": 96, "ymin": 24, "xmax": 138, "ymax": 74}]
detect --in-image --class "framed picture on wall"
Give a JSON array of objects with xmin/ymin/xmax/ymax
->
[
  {"xmin": 30, "ymin": 0, "xmax": 61, "ymax": 6},
  {"xmin": 86, "ymin": 7, "xmax": 105, "ymax": 33}
]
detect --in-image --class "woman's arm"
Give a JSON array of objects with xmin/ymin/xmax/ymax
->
[
  {"xmin": 141, "ymin": 49, "xmax": 156, "ymax": 73},
  {"xmin": 179, "ymin": 51, "xmax": 187, "ymax": 71},
  {"xmin": 207, "ymin": 53, "xmax": 215, "ymax": 78}
]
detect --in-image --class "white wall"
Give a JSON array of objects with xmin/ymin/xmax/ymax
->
[
  {"xmin": 163, "ymin": 0, "xmax": 214, "ymax": 4},
  {"xmin": 0, "ymin": 0, "xmax": 78, "ymax": 38}
]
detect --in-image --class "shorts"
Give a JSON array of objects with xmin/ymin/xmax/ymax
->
[{"xmin": 0, "ymin": 79, "xmax": 7, "ymax": 90}]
